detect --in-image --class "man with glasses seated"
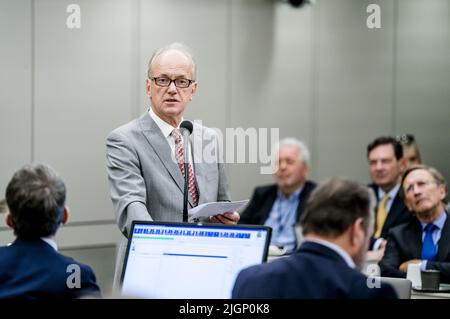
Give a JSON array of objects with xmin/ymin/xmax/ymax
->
[
  {"xmin": 379, "ymin": 165, "xmax": 450, "ymax": 283},
  {"xmin": 106, "ymin": 42, "xmax": 239, "ymax": 290}
]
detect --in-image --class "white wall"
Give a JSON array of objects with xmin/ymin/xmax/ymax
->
[{"xmin": 1, "ymin": 0, "xmax": 449, "ymax": 247}]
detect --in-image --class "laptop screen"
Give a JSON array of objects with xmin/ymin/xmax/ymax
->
[{"xmin": 120, "ymin": 221, "xmax": 271, "ymax": 299}]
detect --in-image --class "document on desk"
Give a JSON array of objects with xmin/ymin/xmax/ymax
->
[{"xmin": 188, "ymin": 200, "xmax": 249, "ymax": 222}]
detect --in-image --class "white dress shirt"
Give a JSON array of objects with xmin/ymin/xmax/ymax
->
[{"xmin": 149, "ymin": 107, "xmax": 194, "ymax": 173}]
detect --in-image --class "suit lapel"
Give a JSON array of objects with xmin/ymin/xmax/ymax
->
[
  {"xmin": 438, "ymin": 212, "xmax": 450, "ymax": 260},
  {"xmin": 408, "ymin": 218, "xmax": 423, "ymax": 258},
  {"xmin": 138, "ymin": 113, "xmax": 186, "ymax": 197},
  {"xmin": 262, "ymin": 188, "xmax": 278, "ymax": 222},
  {"xmin": 384, "ymin": 193, "xmax": 404, "ymax": 230}
]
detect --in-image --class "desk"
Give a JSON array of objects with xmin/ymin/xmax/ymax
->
[
  {"xmin": 411, "ymin": 284, "xmax": 450, "ymax": 299},
  {"xmin": 411, "ymin": 290, "xmax": 450, "ymax": 299}
]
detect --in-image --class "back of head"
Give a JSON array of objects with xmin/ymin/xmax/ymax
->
[
  {"xmin": 5, "ymin": 163, "xmax": 66, "ymax": 240},
  {"xmin": 300, "ymin": 177, "xmax": 373, "ymax": 238}
]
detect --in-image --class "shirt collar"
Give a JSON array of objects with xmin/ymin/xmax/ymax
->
[
  {"xmin": 378, "ymin": 183, "xmax": 400, "ymax": 201},
  {"xmin": 277, "ymin": 184, "xmax": 304, "ymax": 201},
  {"xmin": 40, "ymin": 237, "xmax": 58, "ymax": 251},
  {"xmin": 420, "ymin": 210, "xmax": 447, "ymax": 231},
  {"xmin": 305, "ymin": 238, "xmax": 356, "ymax": 268},
  {"xmin": 148, "ymin": 107, "xmax": 183, "ymax": 138}
]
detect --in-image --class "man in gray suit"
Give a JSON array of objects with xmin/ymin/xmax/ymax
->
[{"xmin": 106, "ymin": 43, "xmax": 239, "ymax": 289}]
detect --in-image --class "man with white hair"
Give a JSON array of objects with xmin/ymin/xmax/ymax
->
[{"xmin": 240, "ymin": 138, "xmax": 316, "ymax": 253}]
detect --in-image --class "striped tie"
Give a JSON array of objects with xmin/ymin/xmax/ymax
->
[{"xmin": 172, "ymin": 129, "xmax": 199, "ymax": 206}]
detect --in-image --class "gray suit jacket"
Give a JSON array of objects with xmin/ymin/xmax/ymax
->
[{"xmin": 106, "ymin": 112, "xmax": 230, "ymax": 287}]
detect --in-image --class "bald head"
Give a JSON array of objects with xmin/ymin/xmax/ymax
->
[{"xmin": 147, "ymin": 42, "xmax": 196, "ymax": 80}]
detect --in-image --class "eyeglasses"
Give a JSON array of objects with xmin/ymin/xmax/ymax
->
[
  {"xmin": 396, "ymin": 134, "xmax": 415, "ymax": 146},
  {"xmin": 150, "ymin": 77, "xmax": 194, "ymax": 88}
]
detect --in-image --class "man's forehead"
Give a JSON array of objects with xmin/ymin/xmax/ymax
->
[
  {"xmin": 277, "ymin": 146, "xmax": 300, "ymax": 157},
  {"xmin": 152, "ymin": 50, "xmax": 192, "ymax": 71},
  {"xmin": 404, "ymin": 169, "xmax": 430, "ymax": 182},
  {"xmin": 369, "ymin": 144, "xmax": 395, "ymax": 159}
]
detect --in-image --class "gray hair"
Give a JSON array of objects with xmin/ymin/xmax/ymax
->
[
  {"xmin": 147, "ymin": 42, "xmax": 197, "ymax": 80},
  {"xmin": 274, "ymin": 138, "xmax": 311, "ymax": 166},
  {"xmin": 6, "ymin": 163, "xmax": 66, "ymax": 239}
]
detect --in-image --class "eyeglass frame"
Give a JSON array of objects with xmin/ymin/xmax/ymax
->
[{"xmin": 149, "ymin": 76, "xmax": 195, "ymax": 88}]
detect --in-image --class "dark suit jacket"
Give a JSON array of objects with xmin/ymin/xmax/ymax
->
[
  {"xmin": 0, "ymin": 239, "xmax": 101, "ymax": 299},
  {"xmin": 239, "ymin": 181, "xmax": 316, "ymax": 225},
  {"xmin": 379, "ymin": 211, "xmax": 450, "ymax": 283},
  {"xmin": 232, "ymin": 241, "xmax": 397, "ymax": 299},
  {"xmin": 369, "ymin": 184, "xmax": 413, "ymax": 248}
]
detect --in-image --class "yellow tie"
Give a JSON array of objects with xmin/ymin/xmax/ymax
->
[{"xmin": 374, "ymin": 194, "xmax": 389, "ymax": 238}]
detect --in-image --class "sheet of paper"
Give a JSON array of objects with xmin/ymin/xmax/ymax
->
[{"xmin": 188, "ymin": 200, "xmax": 249, "ymax": 221}]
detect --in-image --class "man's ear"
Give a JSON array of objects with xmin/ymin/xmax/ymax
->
[
  {"xmin": 350, "ymin": 217, "xmax": 365, "ymax": 246},
  {"xmin": 62, "ymin": 206, "xmax": 69, "ymax": 225},
  {"xmin": 5, "ymin": 213, "xmax": 14, "ymax": 229},
  {"xmin": 189, "ymin": 81, "xmax": 197, "ymax": 101},
  {"xmin": 146, "ymin": 78, "xmax": 151, "ymax": 97}
]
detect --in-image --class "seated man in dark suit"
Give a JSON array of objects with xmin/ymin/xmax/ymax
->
[
  {"xmin": 366, "ymin": 136, "xmax": 413, "ymax": 259},
  {"xmin": 0, "ymin": 164, "xmax": 101, "ymax": 299},
  {"xmin": 380, "ymin": 165, "xmax": 450, "ymax": 283},
  {"xmin": 239, "ymin": 138, "xmax": 316, "ymax": 253},
  {"xmin": 232, "ymin": 177, "xmax": 397, "ymax": 299}
]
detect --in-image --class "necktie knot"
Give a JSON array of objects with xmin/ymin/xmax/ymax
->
[
  {"xmin": 172, "ymin": 128, "xmax": 182, "ymax": 144},
  {"xmin": 380, "ymin": 194, "xmax": 389, "ymax": 205},
  {"xmin": 425, "ymin": 223, "xmax": 437, "ymax": 233}
]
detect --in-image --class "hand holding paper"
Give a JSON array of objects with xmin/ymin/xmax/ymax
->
[{"xmin": 188, "ymin": 200, "xmax": 248, "ymax": 222}]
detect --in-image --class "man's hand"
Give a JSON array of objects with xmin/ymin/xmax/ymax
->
[
  {"xmin": 399, "ymin": 259, "xmax": 421, "ymax": 272},
  {"xmin": 209, "ymin": 211, "xmax": 240, "ymax": 225},
  {"xmin": 366, "ymin": 239, "xmax": 387, "ymax": 262}
]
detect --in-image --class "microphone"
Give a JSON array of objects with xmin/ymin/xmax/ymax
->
[{"xmin": 180, "ymin": 120, "xmax": 193, "ymax": 222}]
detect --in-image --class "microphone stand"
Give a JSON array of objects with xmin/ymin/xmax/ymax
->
[{"xmin": 182, "ymin": 131, "xmax": 190, "ymax": 222}]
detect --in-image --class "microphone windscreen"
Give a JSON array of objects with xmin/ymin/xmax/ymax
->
[{"xmin": 180, "ymin": 120, "xmax": 193, "ymax": 135}]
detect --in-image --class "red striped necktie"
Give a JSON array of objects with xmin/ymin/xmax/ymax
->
[{"xmin": 172, "ymin": 128, "xmax": 199, "ymax": 206}]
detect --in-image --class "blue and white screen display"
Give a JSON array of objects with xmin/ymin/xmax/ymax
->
[{"xmin": 121, "ymin": 223, "xmax": 269, "ymax": 299}]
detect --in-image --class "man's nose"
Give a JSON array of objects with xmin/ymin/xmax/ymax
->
[
  {"xmin": 167, "ymin": 81, "xmax": 177, "ymax": 92},
  {"xmin": 375, "ymin": 162, "xmax": 384, "ymax": 170},
  {"xmin": 412, "ymin": 184, "xmax": 423, "ymax": 195}
]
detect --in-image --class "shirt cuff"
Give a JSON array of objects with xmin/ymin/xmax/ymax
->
[
  {"xmin": 372, "ymin": 237, "xmax": 384, "ymax": 250},
  {"xmin": 420, "ymin": 260, "xmax": 428, "ymax": 271}
]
